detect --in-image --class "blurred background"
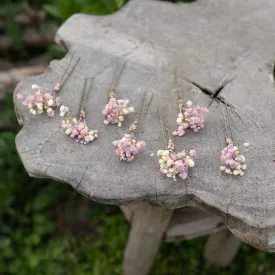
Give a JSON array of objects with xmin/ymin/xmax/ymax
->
[{"xmin": 1, "ymin": 0, "xmax": 275, "ymax": 274}]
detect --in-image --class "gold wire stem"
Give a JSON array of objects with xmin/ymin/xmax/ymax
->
[{"xmin": 56, "ymin": 56, "xmax": 80, "ymax": 93}]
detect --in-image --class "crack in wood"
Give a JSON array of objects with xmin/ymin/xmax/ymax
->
[{"xmin": 183, "ymin": 75, "xmax": 236, "ymax": 107}]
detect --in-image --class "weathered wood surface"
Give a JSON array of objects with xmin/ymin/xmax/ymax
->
[
  {"xmin": 204, "ymin": 228, "xmax": 241, "ymax": 267},
  {"xmin": 14, "ymin": 0, "xmax": 275, "ymax": 251},
  {"xmin": 121, "ymin": 203, "xmax": 173, "ymax": 275},
  {"xmin": 165, "ymin": 207, "xmax": 225, "ymax": 242}
]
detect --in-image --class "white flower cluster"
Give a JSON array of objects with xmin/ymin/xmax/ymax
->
[{"xmin": 157, "ymin": 149, "xmax": 196, "ymax": 181}]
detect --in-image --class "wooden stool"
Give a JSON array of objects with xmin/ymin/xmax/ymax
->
[{"xmin": 14, "ymin": 1, "xmax": 275, "ymax": 274}]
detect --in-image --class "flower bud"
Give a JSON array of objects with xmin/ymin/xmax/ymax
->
[
  {"xmin": 30, "ymin": 109, "xmax": 37, "ymax": 115},
  {"xmin": 186, "ymin": 100, "xmax": 192, "ymax": 107},
  {"xmin": 176, "ymin": 118, "xmax": 182, "ymax": 125},
  {"xmin": 37, "ymin": 103, "xmax": 43, "ymax": 110},
  {"xmin": 31, "ymin": 84, "xmax": 39, "ymax": 90},
  {"xmin": 189, "ymin": 159, "xmax": 195, "ymax": 167}
]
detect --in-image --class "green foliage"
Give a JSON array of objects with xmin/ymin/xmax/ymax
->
[{"xmin": 43, "ymin": 0, "xmax": 129, "ymax": 21}]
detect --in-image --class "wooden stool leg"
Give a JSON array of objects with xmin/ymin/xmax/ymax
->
[
  {"xmin": 121, "ymin": 203, "xmax": 173, "ymax": 275},
  {"xmin": 204, "ymin": 228, "xmax": 241, "ymax": 267}
]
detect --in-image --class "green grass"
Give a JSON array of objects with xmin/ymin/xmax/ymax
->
[{"xmin": 1, "ymin": 94, "xmax": 275, "ymax": 274}]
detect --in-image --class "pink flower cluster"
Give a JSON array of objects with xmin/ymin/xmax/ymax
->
[
  {"xmin": 220, "ymin": 139, "xmax": 246, "ymax": 176},
  {"xmin": 103, "ymin": 97, "xmax": 134, "ymax": 127},
  {"xmin": 16, "ymin": 84, "xmax": 68, "ymax": 117},
  {"xmin": 173, "ymin": 101, "xmax": 208, "ymax": 136},
  {"xmin": 62, "ymin": 116, "xmax": 98, "ymax": 144},
  {"xmin": 113, "ymin": 133, "xmax": 145, "ymax": 162},
  {"xmin": 157, "ymin": 149, "xmax": 197, "ymax": 181}
]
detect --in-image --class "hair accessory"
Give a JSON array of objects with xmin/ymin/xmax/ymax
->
[
  {"xmin": 102, "ymin": 62, "xmax": 134, "ymax": 126},
  {"xmin": 219, "ymin": 102, "xmax": 249, "ymax": 176},
  {"xmin": 62, "ymin": 78, "xmax": 98, "ymax": 144},
  {"xmin": 17, "ymin": 56, "xmax": 80, "ymax": 117},
  {"xmin": 112, "ymin": 93, "xmax": 154, "ymax": 162},
  {"xmin": 172, "ymin": 68, "xmax": 208, "ymax": 136},
  {"xmin": 157, "ymin": 106, "xmax": 197, "ymax": 181}
]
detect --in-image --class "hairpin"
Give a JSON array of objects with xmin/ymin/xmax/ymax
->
[
  {"xmin": 172, "ymin": 68, "xmax": 208, "ymax": 136},
  {"xmin": 219, "ymin": 102, "xmax": 249, "ymax": 176},
  {"xmin": 62, "ymin": 78, "xmax": 98, "ymax": 144},
  {"xmin": 156, "ymin": 106, "xmax": 197, "ymax": 181},
  {"xmin": 102, "ymin": 62, "xmax": 134, "ymax": 127},
  {"xmin": 112, "ymin": 92, "xmax": 154, "ymax": 162},
  {"xmin": 16, "ymin": 56, "xmax": 80, "ymax": 117}
]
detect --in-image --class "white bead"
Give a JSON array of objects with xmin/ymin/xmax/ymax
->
[
  {"xmin": 66, "ymin": 128, "xmax": 72, "ymax": 135},
  {"xmin": 60, "ymin": 112, "xmax": 65, "ymax": 117},
  {"xmin": 124, "ymin": 99, "xmax": 129, "ymax": 106},
  {"xmin": 220, "ymin": 166, "xmax": 226, "ymax": 171},
  {"xmin": 243, "ymin": 142, "xmax": 250, "ymax": 147},
  {"xmin": 151, "ymin": 153, "xmax": 154, "ymax": 157},
  {"xmin": 188, "ymin": 159, "xmax": 195, "ymax": 167},
  {"xmin": 47, "ymin": 108, "xmax": 53, "ymax": 113},
  {"xmin": 157, "ymin": 150, "xmax": 163, "ymax": 156},
  {"xmin": 30, "ymin": 109, "xmax": 37, "ymax": 115},
  {"xmin": 162, "ymin": 155, "xmax": 169, "ymax": 161},
  {"xmin": 36, "ymin": 103, "xmax": 43, "ymax": 110},
  {"xmin": 118, "ymin": 122, "xmax": 122, "ymax": 127},
  {"xmin": 31, "ymin": 84, "xmax": 39, "ymax": 90},
  {"xmin": 167, "ymin": 159, "xmax": 174, "ymax": 166},
  {"xmin": 128, "ymin": 107, "xmax": 134, "ymax": 113},
  {"xmin": 242, "ymin": 164, "xmax": 247, "ymax": 170},
  {"xmin": 122, "ymin": 109, "xmax": 129, "ymax": 115},
  {"xmin": 186, "ymin": 100, "xmax": 192, "ymax": 107},
  {"xmin": 72, "ymin": 118, "xmax": 77, "ymax": 124},
  {"xmin": 176, "ymin": 118, "xmax": 182, "ymax": 125},
  {"xmin": 48, "ymin": 99, "xmax": 54, "ymax": 107},
  {"xmin": 104, "ymin": 120, "xmax": 109, "ymax": 125}
]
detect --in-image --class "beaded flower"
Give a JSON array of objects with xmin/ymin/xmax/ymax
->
[
  {"xmin": 173, "ymin": 100, "xmax": 208, "ymax": 136},
  {"xmin": 62, "ymin": 109, "xmax": 98, "ymax": 144},
  {"xmin": 113, "ymin": 120, "xmax": 145, "ymax": 162},
  {"xmin": 16, "ymin": 57, "xmax": 79, "ymax": 118},
  {"xmin": 102, "ymin": 90, "xmax": 134, "ymax": 127},
  {"xmin": 157, "ymin": 105, "xmax": 197, "ymax": 181},
  {"xmin": 157, "ymin": 139, "xmax": 196, "ymax": 181},
  {"xmin": 220, "ymin": 138, "xmax": 247, "ymax": 176},
  {"xmin": 17, "ymin": 84, "xmax": 69, "ymax": 117},
  {"xmin": 218, "ymin": 101, "xmax": 250, "ymax": 176}
]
